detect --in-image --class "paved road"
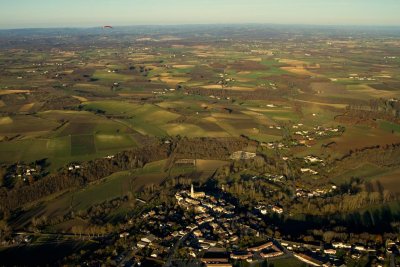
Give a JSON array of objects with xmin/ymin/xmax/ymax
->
[
  {"xmin": 15, "ymin": 231, "xmax": 106, "ymax": 239},
  {"xmin": 164, "ymin": 232, "xmax": 192, "ymax": 267},
  {"xmin": 118, "ymin": 249, "xmax": 138, "ymax": 267},
  {"xmin": 0, "ymin": 231, "xmax": 108, "ymax": 249},
  {"xmin": 390, "ymin": 253, "xmax": 396, "ymax": 267}
]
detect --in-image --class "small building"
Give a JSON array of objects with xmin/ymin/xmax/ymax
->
[
  {"xmin": 324, "ymin": 248, "xmax": 336, "ymax": 255},
  {"xmin": 141, "ymin": 234, "xmax": 157, "ymax": 244},
  {"xmin": 137, "ymin": 241, "xmax": 148, "ymax": 248},
  {"xmin": 272, "ymin": 206, "xmax": 284, "ymax": 214},
  {"xmin": 201, "ymin": 248, "xmax": 232, "ymax": 267},
  {"xmin": 248, "ymin": 242, "xmax": 274, "ymax": 252},
  {"xmin": 230, "ymin": 251, "xmax": 253, "ymax": 260}
]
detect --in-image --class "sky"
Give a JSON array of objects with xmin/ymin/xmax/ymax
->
[{"xmin": 0, "ymin": 0, "xmax": 400, "ymax": 29}]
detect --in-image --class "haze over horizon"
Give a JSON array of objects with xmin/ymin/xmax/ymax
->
[{"xmin": 1, "ymin": 0, "xmax": 400, "ymax": 29}]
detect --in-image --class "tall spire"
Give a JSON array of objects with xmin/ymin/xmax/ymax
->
[{"xmin": 191, "ymin": 184, "xmax": 194, "ymax": 198}]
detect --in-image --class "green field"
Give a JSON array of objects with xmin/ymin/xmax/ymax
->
[
  {"xmin": 380, "ymin": 120, "xmax": 400, "ymax": 133},
  {"xmin": 0, "ymin": 110, "xmax": 138, "ymax": 169}
]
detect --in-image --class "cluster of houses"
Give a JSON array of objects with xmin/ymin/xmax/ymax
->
[
  {"xmin": 348, "ymin": 74, "xmax": 376, "ymax": 81},
  {"xmin": 261, "ymin": 141, "xmax": 287, "ymax": 150},
  {"xmin": 295, "ymin": 185, "xmax": 337, "ymax": 199},
  {"xmin": 217, "ymin": 77, "xmax": 235, "ymax": 85},
  {"xmin": 294, "ymin": 125, "xmax": 342, "ymax": 143},
  {"xmin": 255, "ymin": 173, "xmax": 285, "ymax": 183},
  {"xmin": 152, "ymin": 88, "xmax": 177, "ymax": 96},
  {"xmin": 299, "ymin": 155, "xmax": 325, "ymax": 176},
  {"xmin": 175, "ymin": 185, "xmax": 240, "ymax": 248},
  {"xmin": 67, "ymin": 164, "xmax": 81, "ymax": 171},
  {"xmin": 255, "ymin": 204, "xmax": 284, "ymax": 215},
  {"xmin": 173, "ymin": 185, "xmax": 289, "ymax": 262},
  {"xmin": 268, "ymin": 82, "xmax": 278, "ymax": 90},
  {"xmin": 262, "ymin": 124, "xmax": 341, "ymax": 151},
  {"xmin": 136, "ymin": 234, "xmax": 157, "ymax": 249},
  {"xmin": 1, "ymin": 234, "xmax": 32, "ymax": 247},
  {"xmin": 5, "ymin": 164, "xmax": 41, "ymax": 185},
  {"xmin": 279, "ymin": 238, "xmax": 387, "ymax": 267},
  {"xmin": 201, "ymin": 241, "xmax": 285, "ymax": 266},
  {"xmin": 304, "ymin": 155, "xmax": 324, "ymax": 164},
  {"xmin": 300, "ymin": 168, "xmax": 319, "ymax": 175},
  {"xmin": 314, "ymin": 126, "xmax": 341, "ymax": 136},
  {"xmin": 268, "ymin": 125, "xmax": 282, "ymax": 130}
]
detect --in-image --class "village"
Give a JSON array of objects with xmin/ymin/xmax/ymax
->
[{"xmin": 107, "ymin": 184, "xmax": 399, "ymax": 267}]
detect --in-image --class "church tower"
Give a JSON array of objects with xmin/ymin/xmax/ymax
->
[{"xmin": 191, "ymin": 184, "xmax": 194, "ymax": 198}]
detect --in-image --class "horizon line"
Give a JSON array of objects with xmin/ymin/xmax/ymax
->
[{"xmin": 1, "ymin": 22, "xmax": 400, "ymax": 31}]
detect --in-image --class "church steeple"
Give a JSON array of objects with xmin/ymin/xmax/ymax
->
[{"xmin": 191, "ymin": 184, "xmax": 194, "ymax": 198}]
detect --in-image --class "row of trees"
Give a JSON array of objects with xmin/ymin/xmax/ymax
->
[
  {"xmin": 348, "ymin": 98, "xmax": 400, "ymax": 118},
  {"xmin": 173, "ymin": 136, "xmax": 255, "ymax": 160},
  {"xmin": 331, "ymin": 143, "xmax": 400, "ymax": 170}
]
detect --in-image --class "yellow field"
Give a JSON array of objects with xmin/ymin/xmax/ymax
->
[
  {"xmin": 19, "ymin": 103, "xmax": 35, "ymax": 112},
  {"xmin": 95, "ymin": 134, "xmax": 126, "ymax": 141},
  {"xmin": 228, "ymin": 86, "xmax": 257, "ymax": 91},
  {"xmin": 0, "ymin": 89, "xmax": 30, "ymax": 95},
  {"xmin": 196, "ymin": 159, "xmax": 229, "ymax": 171},
  {"xmin": 279, "ymin": 59, "xmax": 320, "ymax": 76},
  {"xmin": 201, "ymin": 85, "xmax": 256, "ymax": 91},
  {"xmin": 159, "ymin": 76, "xmax": 191, "ymax": 84},
  {"xmin": 165, "ymin": 123, "xmax": 228, "ymax": 137},
  {"xmin": 0, "ymin": 116, "xmax": 13, "ymax": 125},
  {"xmin": 156, "ymin": 101, "xmax": 187, "ymax": 109},
  {"xmin": 281, "ymin": 67, "xmax": 317, "ymax": 76},
  {"xmin": 279, "ymin": 59, "xmax": 309, "ymax": 65},
  {"xmin": 201, "ymin": 85, "xmax": 223, "ymax": 89},
  {"xmin": 211, "ymin": 112, "xmax": 249, "ymax": 120},
  {"xmin": 74, "ymin": 83, "xmax": 104, "ymax": 89},
  {"xmin": 245, "ymin": 57, "xmax": 263, "ymax": 62},
  {"xmin": 72, "ymin": 95, "xmax": 88, "ymax": 102},
  {"xmin": 172, "ymin": 64, "xmax": 194, "ymax": 69},
  {"xmin": 347, "ymin": 84, "xmax": 400, "ymax": 99},
  {"xmin": 294, "ymin": 99, "xmax": 348, "ymax": 109}
]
